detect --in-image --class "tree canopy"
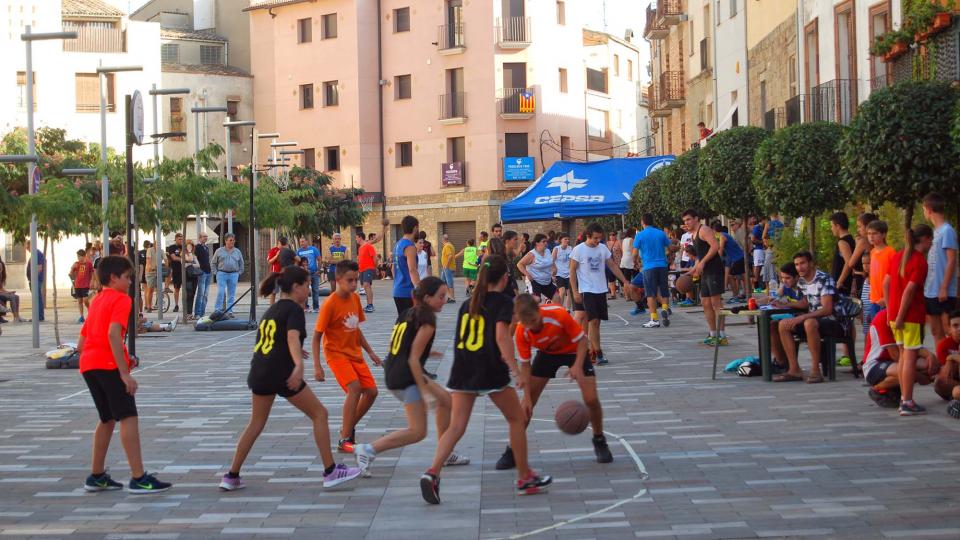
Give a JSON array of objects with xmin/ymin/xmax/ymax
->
[
  {"xmin": 697, "ymin": 126, "xmax": 768, "ymax": 221},
  {"xmin": 660, "ymin": 147, "xmax": 713, "ymax": 219}
]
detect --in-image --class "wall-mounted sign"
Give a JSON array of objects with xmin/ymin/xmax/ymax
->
[{"xmin": 503, "ymin": 156, "xmax": 535, "ymax": 181}]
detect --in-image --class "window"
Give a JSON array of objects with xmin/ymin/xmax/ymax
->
[
  {"xmin": 689, "ymin": 21, "xmax": 695, "ymax": 55},
  {"xmin": 626, "ymin": 59, "xmax": 633, "ymax": 81},
  {"xmin": 560, "ymin": 136, "xmax": 571, "ymax": 160},
  {"xmin": 700, "ymin": 38, "xmax": 708, "ymax": 71},
  {"xmin": 616, "ymin": 109, "xmax": 622, "ymax": 129},
  {"xmin": 869, "ymin": 3, "xmax": 891, "ymax": 83},
  {"xmin": 730, "ymin": 0, "xmax": 737, "ymax": 17},
  {"xmin": 322, "ymin": 13, "xmax": 337, "ymax": 39},
  {"xmin": 297, "ymin": 17, "xmax": 312, "ymax": 43},
  {"xmin": 300, "ymin": 83, "xmax": 314, "ymax": 109},
  {"xmin": 227, "ymin": 100, "xmax": 240, "ymax": 142},
  {"xmin": 587, "ymin": 108, "xmax": 607, "ymax": 138},
  {"xmin": 302, "ymin": 147, "xmax": 315, "ymax": 169},
  {"xmin": 613, "ymin": 54, "xmax": 620, "ymax": 77},
  {"xmin": 200, "ymin": 45, "xmax": 222, "ymax": 65},
  {"xmin": 394, "ymin": 7, "xmax": 410, "ymax": 32},
  {"xmin": 323, "ymin": 80, "xmax": 339, "ymax": 106},
  {"xmin": 325, "ymin": 146, "xmax": 340, "ymax": 171},
  {"xmin": 447, "ymin": 136, "xmax": 465, "ymax": 163},
  {"xmin": 169, "ymin": 97, "xmax": 184, "ymax": 141},
  {"xmin": 586, "ymin": 67, "xmax": 607, "ymax": 93},
  {"xmin": 805, "ymin": 19, "xmax": 819, "ymax": 92},
  {"xmin": 396, "ymin": 141, "xmax": 413, "ymax": 167},
  {"xmin": 760, "ymin": 79, "xmax": 767, "ymax": 115},
  {"xmin": 16, "ymin": 71, "xmax": 36, "ymax": 111},
  {"xmin": 558, "ymin": 68, "xmax": 568, "ymax": 93},
  {"xmin": 504, "ymin": 133, "xmax": 528, "ymax": 157},
  {"xmin": 75, "ymin": 72, "xmax": 114, "ymax": 112},
  {"xmin": 681, "ymin": 122, "xmax": 686, "ymax": 150},
  {"xmin": 161, "ymin": 43, "xmax": 179, "ymax": 63},
  {"xmin": 556, "ymin": 1, "xmax": 565, "ymax": 25},
  {"xmin": 395, "ymin": 74, "xmax": 411, "ymax": 99}
]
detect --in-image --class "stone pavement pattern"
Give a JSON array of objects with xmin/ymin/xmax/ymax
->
[{"xmin": 1, "ymin": 282, "xmax": 959, "ymax": 539}]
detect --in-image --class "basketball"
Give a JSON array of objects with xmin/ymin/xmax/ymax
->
[
  {"xmin": 675, "ymin": 273, "xmax": 693, "ymax": 295},
  {"xmin": 554, "ymin": 400, "xmax": 590, "ymax": 435}
]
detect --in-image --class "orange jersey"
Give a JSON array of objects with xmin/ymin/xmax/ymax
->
[
  {"xmin": 315, "ymin": 292, "xmax": 366, "ymax": 362},
  {"xmin": 515, "ymin": 304, "xmax": 585, "ymax": 361}
]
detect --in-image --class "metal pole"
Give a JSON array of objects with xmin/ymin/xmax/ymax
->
[
  {"xmin": 125, "ymin": 95, "xmax": 137, "ymax": 357},
  {"xmin": 151, "ymin": 85, "xmax": 164, "ymax": 321},
  {"xmin": 99, "ymin": 62, "xmax": 109, "ymax": 249},
  {"xmin": 224, "ymin": 124, "xmax": 233, "ymax": 234},
  {"xmin": 194, "ymin": 105, "xmax": 202, "ymax": 239},
  {"xmin": 25, "ymin": 27, "xmax": 40, "ymax": 348},
  {"xmin": 250, "ymin": 128, "xmax": 258, "ymax": 322}
]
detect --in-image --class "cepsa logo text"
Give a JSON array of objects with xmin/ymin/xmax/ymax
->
[{"xmin": 534, "ymin": 194, "xmax": 605, "ymax": 204}]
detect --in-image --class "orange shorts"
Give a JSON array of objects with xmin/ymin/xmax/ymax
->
[{"xmin": 327, "ymin": 356, "xmax": 377, "ymax": 392}]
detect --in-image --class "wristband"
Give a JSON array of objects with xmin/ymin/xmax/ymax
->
[{"xmin": 518, "ymin": 358, "xmax": 531, "ymax": 364}]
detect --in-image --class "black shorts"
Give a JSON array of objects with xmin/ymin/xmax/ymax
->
[
  {"xmin": 866, "ymin": 360, "xmax": 895, "ymax": 386},
  {"xmin": 699, "ymin": 270, "xmax": 724, "ymax": 297},
  {"xmin": 531, "ymin": 280, "xmax": 557, "ymax": 300},
  {"xmin": 530, "ymin": 351, "xmax": 595, "ymax": 379},
  {"xmin": 555, "ymin": 276, "xmax": 570, "ymax": 289},
  {"xmin": 605, "ymin": 267, "xmax": 618, "ymax": 284},
  {"xmin": 620, "ymin": 268, "xmax": 636, "ymax": 282},
  {"xmin": 729, "ymin": 259, "xmax": 745, "ymax": 277},
  {"xmin": 792, "ymin": 317, "xmax": 844, "ymax": 340},
  {"xmin": 925, "ymin": 297, "xmax": 957, "ymax": 316},
  {"xmin": 82, "ymin": 369, "xmax": 138, "ymax": 423},
  {"xmin": 249, "ymin": 378, "xmax": 307, "ymax": 399},
  {"xmin": 574, "ymin": 292, "xmax": 608, "ymax": 321},
  {"xmin": 394, "ymin": 296, "xmax": 414, "ymax": 315},
  {"xmin": 72, "ymin": 288, "xmax": 89, "ymax": 299},
  {"xmin": 170, "ymin": 267, "xmax": 182, "ymax": 287}
]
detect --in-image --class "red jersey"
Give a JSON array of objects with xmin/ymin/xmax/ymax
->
[
  {"xmin": 267, "ymin": 246, "xmax": 281, "ymax": 273},
  {"xmin": 71, "ymin": 260, "xmax": 93, "ymax": 289},
  {"xmin": 937, "ymin": 336, "xmax": 960, "ymax": 365},
  {"xmin": 358, "ymin": 242, "xmax": 376, "ymax": 272},
  {"xmin": 862, "ymin": 309, "xmax": 895, "ymax": 373},
  {"xmin": 887, "ymin": 250, "xmax": 928, "ymax": 324},
  {"xmin": 515, "ymin": 304, "xmax": 585, "ymax": 361},
  {"xmin": 79, "ymin": 288, "xmax": 133, "ymax": 373}
]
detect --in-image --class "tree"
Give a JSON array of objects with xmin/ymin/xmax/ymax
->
[
  {"xmin": 754, "ymin": 122, "xmax": 848, "ymax": 254},
  {"xmin": 284, "ymin": 166, "xmax": 368, "ymax": 239},
  {"xmin": 659, "ymin": 147, "xmax": 713, "ymax": 220},
  {"xmin": 626, "ymin": 168, "xmax": 673, "ymax": 229},
  {"xmin": 841, "ymin": 80, "xmax": 959, "ymax": 242}
]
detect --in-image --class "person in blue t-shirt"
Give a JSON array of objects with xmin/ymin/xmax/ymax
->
[
  {"xmin": 325, "ymin": 233, "xmax": 349, "ymax": 293},
  {"xmin": 392, "ymin": 215, "xmax": 422, "ymax": 315},
  {"xmin": 633, "ymin": 213, "xmax": 673, "ymax": 328},
  {"xmin": 717, "ymin": 223, "xmax": 746, "ymax": 303},
  {"xmin": 762, "ymin": 214, "xmax": 785, "ymax": 289},
  {"xmin": 297, "ymin": 237, "xmax": 322, "ymax": 312}
]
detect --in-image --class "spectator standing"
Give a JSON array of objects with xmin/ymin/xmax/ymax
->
[
  {"xmin": 456, "ymin": 239, "xmax": 479, "ymax": 296},
  {"xmin": 749, "ymin": 216, "xmax": 766, "ymax": 293},
  {"xmin": 210, "ymin": 234, "xmax": 244, "ymax": 317},
  {"xmin": 183, "ymin": 240, "xmax": 201, "ymax": 319},
  {"xmin": 25, "ymin": 240, "xmax": 45, "ymax": 322},
  {"xmin": 830, "ymin": 212, "xmax": 856, "ymax": 295},
  {"xmin": 70, "ymin": 249, "xmax": 94, "ymax": 323},
  {"xmin": 326, "ymin": 233, "xmax": 349, "ymax": 293},
  {"xmin": 762, "ymin": 214, "xmax": 785, "ymax": 288},
  {"xmin": 416, "ymin": 239, "xmax": 429, "ymax": 279},
  {"xmin": 837, "ymin": 212, "xmax": 878, "ymax": 302},
  {"xmin": 683, "ymin": 210, "xmax": 726, "ymax": 345},
  {"xmin": 620, "ymin": 228, "xmax": 637, "ymax": 283},
  {"xmin": 921, "ymin": 192, "xmax": 958, "ymax": 344},
  {"xmin": 440, "ymin": 234, "xmax": 457, "ymax": 304},
  {"xmin": 194, "ymin": 233, "xmax": 212, "ymax": 318},
  {"xmin": 357, "ymin": 232, "xmax": 379, "ymax": 313},
  {"xmin": 266, "ymin": 238, "xmax": 283, "ymax": 305},
  {"xmin": 297, "ymin": 237, "xmax": 322, "ymax": 313},
  {"xmin": 166, "ymin": 233, "xmax": 184, "ymax": 313},
  {"xmin": 418, "ymin": 231, "xmax": 435, "ymax": 275}
]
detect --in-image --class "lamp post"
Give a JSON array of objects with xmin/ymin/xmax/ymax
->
[
  {"xmin": 97, "ymin": 64, "xmax": 143, "ymax": 250},
  {"xmin": 223, "ymin": 121, "xmax": 257, "ymax": 322},
  {"xmin": 18, "ymin": 26, "xmax": 76, "ymax": 348},
  {"xmin": 190, "ymin": 105, "xmax": 229, "ymax": 238},
  {"xmin": 223, "ymin": 120, "xmax": 255, "ymax": 236}
]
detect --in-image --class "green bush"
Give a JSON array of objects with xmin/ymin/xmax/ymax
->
[
  {"xmin": 627, "ymin": 168, "xmax": 673, "ymax": 228},
  {"xmin": 660, "ymin": 147, "xmax": 713, "ymax": 219},
  {"xmin": 772, "ymin": 215, "xmax": 835, "ymax": 270},
  {"xmin": 698, "ymin": 126, "xmax": 768, "ymax": 221}
]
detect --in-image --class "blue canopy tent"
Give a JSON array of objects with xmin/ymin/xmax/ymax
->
[{"xmin": 499, "ymin": 156, "xmax": 675, "ymax": 223}]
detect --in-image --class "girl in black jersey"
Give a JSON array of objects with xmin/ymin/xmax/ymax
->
[
  {"xmin": 353, "ymin": 277, "xmax": 469, "ymax": 476},
  {"xmin": 219, "ymin": 266, "xmax": 361, "ymax": 491},
  {"xmin": 420, "ymin": 256, "xmax": 551, "ymax": 504}
]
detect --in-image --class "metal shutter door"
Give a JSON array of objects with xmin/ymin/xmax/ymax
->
[{"xmin": 441, "ymin": 221, "xmax": 476, "ymax": 277}]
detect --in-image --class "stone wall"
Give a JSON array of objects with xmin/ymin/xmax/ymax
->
[{"xmin": 747, "ymin": 12, "xmax": 798, "ymax": 128}]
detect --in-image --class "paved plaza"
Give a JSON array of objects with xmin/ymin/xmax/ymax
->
[{"xmin": 1, "ymin": 282, "xmax": 959, "ymax": 539}]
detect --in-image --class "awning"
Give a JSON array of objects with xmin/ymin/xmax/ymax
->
[{"xmin": 499, "ymin": 155, "xmax": 675, "ymax": 223}]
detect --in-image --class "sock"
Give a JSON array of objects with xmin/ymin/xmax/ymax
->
[
  {"xmin": 367, "ymin": 444, "xmax": 377, "ymax": 456},
  {"xmin": 709, "ymin": 331, "xmax": 717, "ymax": 337},
  {"xmin": 651, "ymin": 311, "xmax": 659, "ymax": 321},
  {"xmin": 324, "ymin": 463, "xmax": 336, "ymax": 475},
  {"xmin": 661, "ymin": 303, "xmax": 668, "ymax": 310},
  {"xmin": 92, "ymin": 471, "xmax": 106, "ymax": 478},
  {"xmin": 227, "ymin": 471, "xmax": 239, "ymax": 478},
  {"xmin": 719, "ymin": 331, "xmax": 726, "ymax": 338}
]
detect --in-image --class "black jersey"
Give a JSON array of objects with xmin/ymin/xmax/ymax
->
[
  {"xmin": 247, "ymin": 299, "xmax": 306, "ymax": 391},
  {"xmin": 447, "ymin": 292, "xmax": 514, "ymax": 391},
  {"xmin": 383, "ymin": 307, "xmax": 436, "ymax": 390}
]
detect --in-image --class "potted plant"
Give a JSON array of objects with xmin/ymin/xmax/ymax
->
[
  {"xmin": 885, "ymin": 31, "xmax": 912, "ymax": 61},
  {"xmin": 909, "ymin": 1, "xmax": 950, "ymax": 42}
]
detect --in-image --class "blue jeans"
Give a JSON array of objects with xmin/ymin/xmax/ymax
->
[
  {"xmin": 215, "ymin": 271, "xmax": 239, "ymax": 313},
  {"xmin": 194, "ymin": 272, "xmax": 211, "ymax": 316},
  {"xmin": 442, "ymin": 268, "xmax": 455, "ymax": 290},
  {"xmin": 310, "ymin": 272, "xmax": 321, "ymax": 310}
]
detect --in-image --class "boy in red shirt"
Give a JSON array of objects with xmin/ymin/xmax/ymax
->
[
  {"xmin": 885, "ymin": 224, "xmax": 935, "ymax": 416},
  {"xmin": 312, "ymin": 260, "xmax": 382, "ymax": 453},
  {"xmin": 70, "ymin": 249, "xmax": 94, "ymax": 323},
  {"xmin": 935, "ymin": 311, "xmax": 960, "ymax": 407},
  {"xmin": 863, "ymin": 309, "xmax": 939, "ymax": 409},
  {"xmin": 77, "ymin": 256, "xmax": 171, "ymax": 493}
]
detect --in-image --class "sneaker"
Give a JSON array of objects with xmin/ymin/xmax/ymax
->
[
  {"xmin": 322, "ymin": 463, "xmax": 362, "ymax": 488},
  {"xmin": 354, "ymin": 443, "xmax": 376, "ymax": 477},
  {"xmin": 126, "ymin": 472, "xmax": 172, "ymax": 494},
  {"xmin": 702, "ymin": 337, "xmax": 719, "ymax": 346},
  {"xmin": 595, "ymin": 352, "xmax": 609, "ymax": 365},
  {"xmin": 446, "ymin": 298, "xmax": 457, "ymax": 304},
  {"xmin": 218, "ymin": 473, "xmax": 246, "ymax": 491},
  {"xmin": 495, "ymin": 446, "xmax": 516, "ymax": 470},
  {"xmin": 724, "ymin": 297, "xmax": 740, "ymax": 305},
  {"xmin": 753, "ymin": 288, "xmax": 765, "ymax": 294},
  {"xmin": 659, "ymin": 308, "xmax": 670, "ymax": 327},
  {"xmin": 444, "ymin": 451, "xmax": 471, "ymax": 467},
  {"xmin": 678, "ymin": 299, "xmax": 695, "ymax": 307},
  {"xmin": 420, "ymin": 471, "xmax": 441, "ymax": 504},
  {"xmin": 516, "ymin": 471, "xmax": 552, "ymax": 496},
  {"xmin": 83, "ymin": 472, "xmax": 122, "ymax": 492},
  {"xmin": 947, "ymin": 399, "xmax": 960, "ymax": 419},
  {"xmin": 358, "ymin": 289, "xmax": 366, "ymax": 296},
  {"xmin": 629, "ymin": 307, "xmax": 647, "ymax": 316},
  {"xmin": 592, "ymin": 434, "xmax": 613, "ymax": 464},
  {"xmin": 717, "ymin": 337, "xmax": 729, "ymax": 346},
  {"xmin": 641, "ymin": 320, "xmax": 660, "ymax": 329},
  {"xmin": 868, "ymin": 388, "xmax": 900, "ymax": 409},
  {"xmin": 173, "ymin": 305, "xmax": 179, "ymax": 313},
  {"xmin": 838, "ymin": 356, "xmax": 852, "ymax": 367},
  {"xmin": 77, "ymin": 316, "xmax": 85, "ymax": 324},
  {"xmin": 363, "ymin": 304, "xmax": 375, "ymax": 313},
  {"xmin": 899, "ymin": 400, "xmax": 927, "ymax": 416},
  {"xmin": 226, "ymin": 312, "xmax": 236, "ymax": 319},
  {"xmin": 337, "ymin": 438, "xmax": 355, "ymax": 453}
]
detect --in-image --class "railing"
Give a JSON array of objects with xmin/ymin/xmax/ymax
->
[
  {"xmin": 870, "ymin": 73, "xmax": 891, "ymax": 92},
  {"xmin": 656, "ymin": 0, "xmax": 683, "ymax": 24},
  {"xmin": 62, "ymin": 21, "xmax": 124, "ymax": 53},
  {"xmin": 498, "ymin": 88, "xmax": 535, "ymax": 115},
  {"xmin": 659, "ymin": 71, "xmax": 685, "ymax": 106},
  {"xmin": 438, "ymin": 23, "xmax": 465, "ymax": 50},
  {"xmin": 764, "ymin": 107, "xmax": 786, "ymax": 131},
  {"xmin": 785, "ymin": 94, "xmax": 802, "ymax": 126},
  {"xmin": 497, "ymin": 16, "xmax": 531, "ymax": 44},
  {"xmin": 807, "ymin": 79, "xmax": 856, "ymax": 125},
  {"xmin": 643, "ymin": 5, "xmax": 668, "ymax": 39},
  {"xmin": 439, "ymin": 92, "xmax": 467, "ymax": 120},
  {"xmin": 649, "ymin": 83, "xmax": 671, "ymax": 116}
]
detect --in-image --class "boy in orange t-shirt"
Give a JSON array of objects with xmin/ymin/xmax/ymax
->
[
  {"xmin": 867, "ymin": 220, "xmax": 895, "ymax": 323},
  {"xmin": 312, "ymin": 260, "xmax": 382, "ymax": 453},
  {"xmin": 77, "ymin": 255, "xmax": 171, "ymax": 494}
]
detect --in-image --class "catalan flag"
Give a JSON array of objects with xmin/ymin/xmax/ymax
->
[{"xmin": 518, "ymin": 90, "xmax": 535, "ymax": 113}]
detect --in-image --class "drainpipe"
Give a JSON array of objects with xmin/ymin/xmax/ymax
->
[
  {"xmin": 797, "ymin": 0, "xmax": 805, "ymax": 122},
  {"xmin": 742, "ymin": 0, "xmax": 750, "ymax": 126},
  {"xmin": 712, "ymin": 0, "xmax": 719, "ymax": 129},
  {"xmin": 376, "ymin": 0, "xmax": 387, "ymax": 249}
]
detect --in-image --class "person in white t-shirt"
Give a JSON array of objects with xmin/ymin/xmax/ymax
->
[
  {"xmin": 570, "ymin": 223, "xmax": 633, "ymax": 366},
  {"xmin": 620, "ymin": 228, "xmax": 637, "ymax": 283},
  {"xmin": 678, "ymin": 230, "xmax": 696, "ymax": 306}
]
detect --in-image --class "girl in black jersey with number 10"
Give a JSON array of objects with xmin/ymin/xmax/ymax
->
[
  {"xmin": 219, "ymin": 266, "xmax": 362, "ymax": 492},
  {"xmin": 419, "ymin": 255, "xmax": 552, "ymax": 505}
]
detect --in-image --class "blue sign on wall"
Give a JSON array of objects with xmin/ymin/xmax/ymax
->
[{"xmin": 503, "ymin": 156, "xmax": 535, "ymax": 181}]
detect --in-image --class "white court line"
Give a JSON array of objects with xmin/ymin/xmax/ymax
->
[
  {"xmin": 56, "ymin": 330, "xmax": 256, "ymax": 401},
  {"xmin": 613, "ymin": 314, "xmax": 630, "ymax": 326}
]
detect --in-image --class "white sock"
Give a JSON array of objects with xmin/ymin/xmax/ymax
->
[{"xmin": 709, "ymin": 331, "xmax": 717, "ymax": 337}]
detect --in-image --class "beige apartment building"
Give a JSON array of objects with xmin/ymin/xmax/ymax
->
[
  {"xmin": 644, "ymin": 0, "xmax": 688, "ymax": 155},
  {"xmin": 246, "ymin": 0, "xmax": 644, "ymax": 249}
]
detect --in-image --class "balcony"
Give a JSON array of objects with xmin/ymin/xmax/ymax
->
[
  {"xmin": 439, "ymin": 92, "xmax": 467, "ymax": 124},
  {"xmin": 437, "ymin": 23, "xmax": 465, "ymax": 55},
  {"xmin": 62, "ymin": 20, "xmax": 125, "ymax": 53},
  {"xmin": 659, "ymin": 71, "xmax": 685, "ymax": 108},
  {"xmin": 656, "ymin": 0, "xmax": 683, "ymax": 26},
  {"xmin": 496, "ymin": 16, "xmax": 531, "ymax": 49},
  {"xmin": 498, "ymin": 88, "xmax": 536, "ymax": 119},
  {"xmin": 807, "ymin": 79, "xmax": 856, "ymax": 125},
  {"xmin": 785, "ymin": 94, "xmax": 802, "ymax": 126},
  {"xmin": 643, "ymin": 5, "xmax": 669, "ymax": 40},
  {"xmin": 869, "ymin": 73, "xmax": 891, "ymax": 93},
  {"xmin": 649, "ymin": 84, "xmax": 672, "ymax": 117},
  {"xmin": 763, "ymin": 107, "xmax": 785, "ymax": 132}
]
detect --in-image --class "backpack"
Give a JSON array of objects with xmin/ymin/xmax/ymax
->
[{"xmin": 833, "ymin": 294, "xmax": 862, "ymax": 318}]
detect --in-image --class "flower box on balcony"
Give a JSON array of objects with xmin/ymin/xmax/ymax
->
[{"xmin": 883, "ymin": 41, "xmax": 908, "ymax": 62}]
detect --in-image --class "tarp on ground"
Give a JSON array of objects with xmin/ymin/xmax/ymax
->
[{"xmin": 499, "ymin": 155, "xmax": 675, "ymax": 223}]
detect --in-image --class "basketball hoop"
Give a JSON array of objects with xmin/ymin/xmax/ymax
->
[
  {"xmin": 357, "ymin": 193, "xmax": 374, "ymax": 213},
  {"xmin": 273, "ymin": 167, "xmax": 290, "ymax": 190}
]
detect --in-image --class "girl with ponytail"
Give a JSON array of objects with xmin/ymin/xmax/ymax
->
[
  {"xmin": 353, "ymin": 276, "xmax": 470, "ymax": 475},
  {"xmin": 419, "ymin": 255, "xmax": 552, "ymax": 505},
  {"xmin": 220, "ymin": 266, "xmax": 362, "ymax": 491}
]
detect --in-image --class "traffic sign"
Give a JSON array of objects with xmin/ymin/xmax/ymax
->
[
  {"xmin": 131, "ymin": 90, "xmax": 144, "ymax": 145},
  {"xmin": 31, "ymin": 167, "xmax": 41, "ymax": 193}
]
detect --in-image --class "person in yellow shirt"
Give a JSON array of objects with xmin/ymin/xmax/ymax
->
[{"xmin": 440, "ymin": 234, "xmax": 458, "ymax": 304}]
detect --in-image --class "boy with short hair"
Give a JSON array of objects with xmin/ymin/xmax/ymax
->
[
  {"xmin": 867, "ymin": 220, "xmax": 895, "ymax": 323},
  {"xmin": 77, "ymin": 255, "xmax": 171, "ymax": 493},
  {"xmin": 70, "ymin": 249, "xmax": 94, "ymax": 323},
  {"xmin": 934, "ymin": 310, "xmax": 960, "ymax": 406},
  {"xmin": 312, "ymin": 260, "xmax": 382, "ymax": 452},
  {"xmin": 922, "ymin": 192, "xmax": 958, "ymax": 343}
]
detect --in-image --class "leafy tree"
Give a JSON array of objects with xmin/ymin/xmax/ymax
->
[
  {"xmin": 754, "ymin": 122, "xmax": 848, "ymax": 253},
  {"xmin": 284, "ymin": 166, "xmax": 368, "ymax": 239},
  {"xmin": 660, "ymin": 147, "xmax": 713, "ymax": 220},
  {"xmin": 841, "ymin": 80, "xmax": 959, "ymax": 241},
  {"xmin": 627, "ymin": 168, "xmax": 673, "ymax": 229}
]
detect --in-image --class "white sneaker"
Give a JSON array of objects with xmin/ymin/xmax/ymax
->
[
  {"xmin": 354, "ymin": 443, "xmax": 375, "ymax": 477},
  {"xmin": 641, "ymin": 320, "xmax": 661, "ymax": 328},
  {"xmin": 444, "ymin": 451, "xmax": 471, "ymax": 467}
]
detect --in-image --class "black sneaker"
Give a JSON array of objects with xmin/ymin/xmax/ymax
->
[
  {"xmin": 495, "ymin": 445, "xmax": 516, "ymax": 470},
  {"xmin": 420, "ymin": 471, "xmax": 441, "ymax": 504},
  {"xmin": 947, "ymin": 399, "xmax": 960, "ymax": 419},
  {"xmin": 126, "ymin": 472, "xmax": 172, "ymax": 494},
  {"xmin": 83, "ymin": 472, "xmax": 123, "ymax": 492},
  {"xmin": 173, "ymin": 305, "xmax": 179, "ymax": 313},
  {"xmin": 868, "ymin": 388, "xmax": 900, "ymax": 409},
  {"xmin": 516, "ymin": 471, "xmax": 552, "ymax": 495},
  {"xmin": 595, "ymin": 352, "xmax": 609, "ymax": 366},
  {"xmin": 592, "ymin": 434, "xmax": 613, "ymax": 464}
]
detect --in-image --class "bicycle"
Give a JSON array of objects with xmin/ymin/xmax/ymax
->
[{"xmin": 142, "ymin": 287, "xmax": 171, "ymax": 314}]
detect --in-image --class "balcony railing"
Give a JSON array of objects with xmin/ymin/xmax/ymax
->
[
  {"xmin": 498, "ymin": 87, "xmax": 536, "ymax": 117},
  {"xmin": 808, "ymin": 79, "xmax": 857, "ymax": 125},
  {"xmin": 496, "ymin": 16, "xmax": 531, "ymax": 47},
  {"xmin": 439, "ymin": 92, "xmax": 467, "ymax": 121},
  {"xmin": 785, "ymin": 94, "xmax": 802, "ymax": 126},
  {"xmin": 62, "ymin": 21, "xmax": 125, "ymax": 53},
  {"xmin": 870, "ymin": 73, "xmax": 891, "ymax": 92},
  {"xmin": 438, "ymin": 23, "xmax": 465, "ymax": 51},
  {"xmin": 659, "ymin": 71, "xmax": 685, "ymax": 108},
  {"xmin": 649, "ymin": 84, "xmax": 671, "ymax": 117},
  {"xmin": 643, "ymin": 5, "xmax": 669, "ymax": 40},
  {"xmin": 656, "ymin": 0, "xmax": 683, "ymax": 26},
  {"xmin": 763, "ymin": 107, "xmax": 786, "ymax": 132}
]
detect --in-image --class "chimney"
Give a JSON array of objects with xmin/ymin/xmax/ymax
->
[{"xmin": 193, "ymin": 0, "xmax": 215, "ymax": 31}]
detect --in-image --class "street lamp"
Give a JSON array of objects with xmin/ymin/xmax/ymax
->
[
  {"xmin": 97, "ymin": 64, "xmax": 143, "ymax": 250},
  {"xmin": 20, "ymin": 26, "xmax": 76, "ymax": 348},
  {"xmin": 190, "ymin": 105, "xmax": 229, "ymax": 238},
  {"xmin": 223, "ymin": 120, "xmax": 255, "ymax": 235},
  {"xmin": 224, "ymin": 120, "xmax": 258, "ymax": 323}
]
